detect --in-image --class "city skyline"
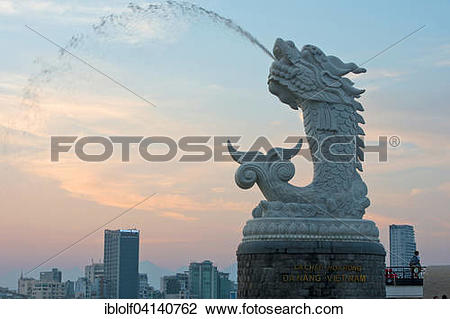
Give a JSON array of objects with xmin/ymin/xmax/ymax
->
[
  {"xmin": 1, "ymin": 0, "xmax": 450, "ymax": 290},
  {"xmin": 9, "ymin": 227, "xmax": 237, "ymax": 298},
  {"xmin": 0, "ymin": 230, "xmax": 240, "ymax": 290}
]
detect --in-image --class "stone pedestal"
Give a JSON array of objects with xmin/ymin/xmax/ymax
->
[
  {"xmin": 237, "ymin": 240, "xmax": 386, "ymax": 298},
  {"xmin": 237, "ymin": 241, "xmax": 386, "ymax": 298},
  {"xmin": 236, "ymin": 202, "xmax": 386, "ymax": 298}
]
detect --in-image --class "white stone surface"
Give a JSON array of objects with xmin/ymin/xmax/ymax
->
[
  {"xmin": 229, "ymin": 39, "xmax": 380, "ymax": 242},
  {"xmin": 242, "ymin": 217, "xmax": 379, "ymax": 242}
]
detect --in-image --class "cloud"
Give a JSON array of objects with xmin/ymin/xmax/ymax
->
[
  {"xmin": 344, "ymin": 68, "xmax": 406, "ymax": 93},
  {"xmin": 0, "ymin": 66, "xmax": 258, "ymax": 222},
  {"xmin": 22, "ymin": 1, "xmax": 70, "ymax": 14},
  {"xmin": 410, "ymin": 188, "xmax": 425, "ymax": 196},
  {"xmin": 436, "ymin": 44, "xmax": 450, "ymax": 65},
  {"xmin": 0, "ymin": 1, "xmax": 185, "ymax": 33},
  {"xmin": 96, "ymin": 13, "xmax": 189, "ymax": 45},
  {"xmin": 211, "ymin": 187, "xmax": 225, "ymax": 193},
  {"xmin": 0, "ymin": 1, "xmax": 16, "ymax": 14},
  {"xmin": 365, "ymin": 212, "xmax": 411, "ymax": 229},
  {"xmin": 349, "ymin": 68, "xmax": 404, "ymax": 81},
  {"xmin": 409, "ymin": 182, "xmax": 450, "ymax": 197},
  {"xmin": 0, "ymin": 1, "xmax": 122, "ymax": 17},
  {"xmin": 358, "ymin": 102, "xmax": 450, "ymax": 175},
  {"xmin": 435, "ymin": 60, "xmax": 450, "ymax": 67},
  {"xmin": 160, "ymin": 211, "xmax": 198, "ymax": 221},
  {"xmin": 141, "ymin": 238, "xmax": 194, "ymax": 244},
  {"xmin": 206, "ymin": 84, "xmax": 225, "ymax": 91},
  {"xmin": 437, "ymin": 182, "xmax": 450, "ymax": 194},
  {"xmin": 14, "ymin": 149, "xmax": 252, "ymax": 217}
]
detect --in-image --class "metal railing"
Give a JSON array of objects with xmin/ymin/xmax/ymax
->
[{"xmin": 385, "ymin": 266, "xmax": 426, "ymax": 285}]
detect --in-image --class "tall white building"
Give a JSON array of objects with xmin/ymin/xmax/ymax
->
[{"xmin": 389, "ymin": 224, "xmax": 416, "ymax": 267}]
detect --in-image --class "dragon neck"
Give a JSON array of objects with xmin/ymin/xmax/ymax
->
[{"xmin": 302, "ymin": 101, "xmax": 361, "ymax": 191}]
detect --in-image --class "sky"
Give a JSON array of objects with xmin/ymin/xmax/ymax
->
[{"xmin": 0, "ymin": 0, "xmax": 449, "ymax": 289}]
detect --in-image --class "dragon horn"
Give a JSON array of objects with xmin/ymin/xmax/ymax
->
[
  {"xmin": 227, "ymin": 140, "xmax": 246, "ymax": 164},
  {"xmin": 282, "ymin": 138, "xmax": 303, "ymax": 160}
]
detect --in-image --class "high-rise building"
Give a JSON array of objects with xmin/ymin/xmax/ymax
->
[
  {"xmin": 104, "ymin": 229, "xmax": 140, "ymax": 298},
  {"xmin": 18, "ymin": 272, "xmax": 73, "ymax": 299},
  {"xmin": 85, "ymin": 262, "xmax": 104, "ymax": 298},
  {"xmin": 178, "ymin": 272, "xmax": 190, "ymax": 299},
  {"xmin": 189, "ymin": 260, "xmax": 219, "ymax": 299},
  {"xmin": 32, "ymin": 281, "xmax": 67, "ymax": 299},
  {"xmin": 40, "ymin": 268, "xmax": 62, "ymax": 283},
  {"xmin": 187, "ymin": 261, "xmax": 235, "ymax": 299},
  {"xmin": 18, "ymin": 276, "xmax": 36, "ymax": 297},
  {"xmin": 161, "ymin": 273, "xmax": 189, "ymax": 298},
  {"xmin": 148, "ymin": 286, "xmax": 163, "ymax": 299},
  {"xmin": 389, "ymin": 224, "xmax": 417, "ymax": 267},
  {"xmin": 85, "ymin": 262, "xmax": 104, "ymax": 284},
  {"xmin": 75, "ymin": 277, "xmax": 90, "ymax": 299},
  {"xmin": 217, "ymin": 272, "xmax": 234, "ymax": 299},
  {"xmin": 138, "ymin": 273, "xmax": 151, "ymax": 299},
  {"xmin": 65, "ymin": 280, "xmax": 75, "ymax": 299}
]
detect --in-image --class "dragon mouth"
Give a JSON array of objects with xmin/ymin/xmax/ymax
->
[
  {"xmin": 268, "ymin": 39, "xmax": 300, "ymax": 109},
  {"xmin": 268, "ymin": 59, "xmax": 295, "ymax": 81},
  {"xmin": 269, "ymin": 40, "xmax": 296, "ymax": 81}
]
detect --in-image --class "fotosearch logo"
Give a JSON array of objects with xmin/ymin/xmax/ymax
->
[{"xmin": 50, "ymin": 135, "xmax": 395, "ymax": 163}]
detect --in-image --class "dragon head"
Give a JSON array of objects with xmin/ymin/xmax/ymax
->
[{"xmin": 268, "ymin": 38, "xmax": 366, "ymax": 111}]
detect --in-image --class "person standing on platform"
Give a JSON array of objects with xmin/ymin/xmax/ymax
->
[{"xmin": 409, "ymin": 251, "xmax": 421, "ymax": 279}]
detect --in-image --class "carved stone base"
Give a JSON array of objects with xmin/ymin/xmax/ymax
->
[
  {"xmin": 243, "ymin": 217, "xmax": 379, "ymax": 242},
  {"xmin": 237, "ymin": 240, "xmax": 386, "ymax": 298}
]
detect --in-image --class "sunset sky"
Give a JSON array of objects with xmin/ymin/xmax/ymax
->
[{"xmin": 1, "ymin": 0, "xmax": 449, "ymax": 289}]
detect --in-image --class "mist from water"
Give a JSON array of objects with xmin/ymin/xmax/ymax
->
[
  {"xmin": 9, "ymin": 1, "xmax": 274, "ymax": 146},
  {"xmin": 29, "ymin": 0, "xmax": 274, "ymax": 104},
  {"xmin": 56, "ymin": 1, "xmax": 274, "ymax": 60},
  {"xmin": 122, "ymin": 1, "xmax": 275, "ymax": 59}
]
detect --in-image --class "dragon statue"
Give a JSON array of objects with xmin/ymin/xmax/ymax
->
[{"xmin": 228, "ymin": 38, "xmax": 379, "ymax": 242}]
